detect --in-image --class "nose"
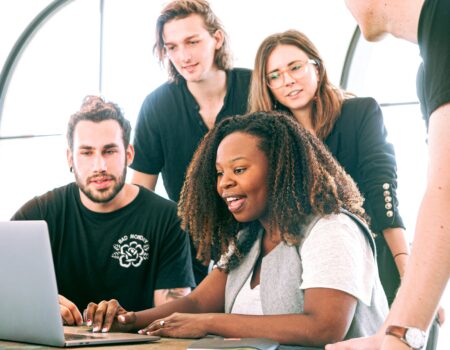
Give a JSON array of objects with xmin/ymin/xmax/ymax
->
[
  {"xmin": 179, "ymin": 45, "xmax": 192, "ymax": 63},
  {"xmin": 283, "ymin": 71, "xmax": 295, "ymax": 86},
  {"xmin": 218, "ymin": 172, "xmax": 236, "ymax": 191},
  {"xmin": 93, "ymin": 154, "xmax": 107, "ymax": 172}
]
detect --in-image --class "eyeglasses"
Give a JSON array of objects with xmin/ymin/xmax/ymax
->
[{"xmin": 266, "ymin": 59, "xmax": 317, "ymax": 89}]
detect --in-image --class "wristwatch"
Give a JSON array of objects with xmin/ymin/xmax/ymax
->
[{"xmin": 385, "ymin": 325, "xmax": 427, "ymax": 349}]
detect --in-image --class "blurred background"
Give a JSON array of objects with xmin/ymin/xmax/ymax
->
[{"xmin": 0, "ymin": 1, "xmax": 447, "ymax": 348}]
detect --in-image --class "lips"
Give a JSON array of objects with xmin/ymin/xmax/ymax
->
[
  {"xmin": 286, "ymin": 89, "xmax": 302, "ymax": 98},
  {"xmin": 224, "ymin": 195, "xmax": 246, "ymax": 213},
  {"xmin": 182, "ymin": 63, "xmax": 198, "ymax": 73},
  {"xmin": 89, "ymin": 176, "xmax": 113, "ymax": 190}
]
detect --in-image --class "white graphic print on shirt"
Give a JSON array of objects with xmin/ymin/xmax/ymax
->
[{"xmin": 112, "ymin": 234, "xmax": 149, "ymax": 268}]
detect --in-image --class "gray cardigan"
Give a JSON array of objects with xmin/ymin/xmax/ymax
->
[{"xmin": 224, "ymin": 212, "xmax": 388, "ymax": 340}]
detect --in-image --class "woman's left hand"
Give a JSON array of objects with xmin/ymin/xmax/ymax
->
[{"xmin": 138, "ymin": 312, "xmax": 209, "ymax": 338}]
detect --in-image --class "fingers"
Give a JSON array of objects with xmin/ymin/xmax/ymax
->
[
  {"xmin": 91, "ymin": 299, "xmax": 121, "ymax": 333},
  {"xmin": 59, "ymin": 295, "xmax": 83, "ymax": 326},
  {"xmin": 101, "ymin": 300, "xmax": 121, "ymax": 332},
  {"xmin": 138, "ymin": 318, "xmax": 168, "ymax": 336},
  {"xmin": 83, "ymin": 302, "xmax": 98, "ymax": 327}
]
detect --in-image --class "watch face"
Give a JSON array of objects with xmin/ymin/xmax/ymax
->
[{"xmin": 405, "ymin": 327, "xmax": 426, "ymax": 349}]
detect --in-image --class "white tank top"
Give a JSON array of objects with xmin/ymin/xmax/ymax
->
[{"xmin": 230, "ymin": 273, "xmax": 264, "ymax": 315}]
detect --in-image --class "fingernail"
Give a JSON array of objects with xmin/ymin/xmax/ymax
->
[
  {"xmin": 93, "ymin": 326, "xmax": 100, "ymax": 332},
  {"xmin": 118, "ymin": 315, "xmax": 125, "ymax": 322},
  {"xmin": 138, "ymin": 330, "xmax": 144, "ymax": 334},
  {"xmin": 87, "ymin": 320, "xmax": 92, "ymax": 326},
  {"xmin": 102, "ymin": 328, "xmax": 108, "ymax": 333}
]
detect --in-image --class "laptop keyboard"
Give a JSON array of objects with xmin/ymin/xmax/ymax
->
[{"xmin": 65, "ymin": 333, "xmax": 103, "ymax": 340}]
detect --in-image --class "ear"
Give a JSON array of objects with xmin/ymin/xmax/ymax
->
[
  {"xmin": 67, "ymin": 148, "xmax": 73, "ymax": 171},
  {"xmin": 126, "ymin": 144, "xmax": 135, "ymax": 166},
  {"xmin": 213, "ymin": 29, "xmax": 225, "ymax": 50}
]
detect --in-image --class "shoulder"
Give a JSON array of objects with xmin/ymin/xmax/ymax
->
[
  {"xmin": 310, "ymin": 213, "xmax": 362, "ymax": 235},
  {"xmin": 336, "ymin": 97, "xmax": 383, "ymax": 129},
  {"xmin": 302, "ymin": 213, "xmax": 374, "ymax": 263},
  {"xmin": 229, "ymin": 67, "xmax": 252, "ymax": 84},
  {"xmin": 135, "ymin": 186, "xmax": 178, "ymax": 214},
  {"xmin": 304, "ymin": 213, "xmax": 371, "ymax": 254},
  {"xmin": 137, "ymin": 81, "xmax": 187, "ymax": 124},
  {"xmin": 30, "ymin": 183, "xmax": 76, "ymax": 206},
  {"xmin": 142, "ymin": 81, "xmax": 183, "ymax": 104},
  {"xmin": 341, "ymin": 96, "xmax": 380, "ymax": 115},
  {"xmin": 12, "ymin": 183, "xmax": 76, "ymax": 220}
]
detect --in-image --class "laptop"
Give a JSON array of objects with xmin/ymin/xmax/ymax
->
[{"xmin": 0, "ymin": 220, "xmax": 160, "ymax": 347}]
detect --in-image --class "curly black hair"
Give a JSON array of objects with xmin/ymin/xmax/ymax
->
[{"xmin": 178, "ymin": 111, "xmax": 365, "ymax": 270}]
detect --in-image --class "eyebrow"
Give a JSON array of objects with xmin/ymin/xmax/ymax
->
[
  {"xmin": 103, "ymin": 143, "xmax": 119, "ymax": 149},
  {"xmin": 78, "ymin": 143, "xmax": 119, "ymax": 150},
  {"xmin": 164, "ymin": 34, "xmax": 201, "ymax": 46},
  {"xmin": 216, "ymin": 156, "xmax": 247, "ymax": 166}
]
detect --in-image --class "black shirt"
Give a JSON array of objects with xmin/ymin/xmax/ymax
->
[
  {"xmin": 131, "ymin": 68, "xmax": 252, "ymax": 203},
  {"xmin": 417, "ymin": 0, "xmax": 450, "ymax": 126},
  {"xmin": 12, "ymin": 183, "xmax": 195, "ymax": 311},
  {"xmin": 325, "ymin": 97, "xmax": 404, "ymax": 234}
]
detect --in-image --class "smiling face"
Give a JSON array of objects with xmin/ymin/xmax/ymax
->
[
  {"xmin": 163, "ymin": 14, "xmax": 224, "ymax": 82},
  {"xmin": 68, "ymin": 120, "xmax": 133, "ymax": 206},
  {"xmin": 266, "ymin": 44, "xmax": 319, "ymax": 117},
  {"xmin": 216, "ymin": 132, "xmax": 270, "ymax": 226}
]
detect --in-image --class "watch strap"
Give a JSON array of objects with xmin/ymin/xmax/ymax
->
[{"xmin": 386, "ymin": 325, "xmax": 408, "ymax": 340}]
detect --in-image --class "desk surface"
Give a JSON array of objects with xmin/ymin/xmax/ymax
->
[{"xmin": 0, "ymin": 337, "xmax": 192, "ymax": 349}]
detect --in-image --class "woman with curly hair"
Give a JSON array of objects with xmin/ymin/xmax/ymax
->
[
  {"xmin": 86, "ymin": 111, "xmax": 388, "ymax": 347},
  {"xmin": 248, "ymin": 29, "xmax": 409, "ymax": 305}
]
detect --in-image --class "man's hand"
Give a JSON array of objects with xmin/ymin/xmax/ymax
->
[
  {"xmin": 84, "ymin": 299, "xmax": 135, "ymax": 333},
  {"xmin": 59, "ymin": 295, "xmax": 83, "ymax": 326}
]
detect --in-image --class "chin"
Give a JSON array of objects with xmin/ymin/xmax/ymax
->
[{"xmin": 360, "ymin": 26, "xmax": 388, "ymax": 42}]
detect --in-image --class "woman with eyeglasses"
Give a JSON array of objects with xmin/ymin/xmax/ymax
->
[{"xmin": 248, "ymin": 30, "xmax": 409, "ymax": 306}]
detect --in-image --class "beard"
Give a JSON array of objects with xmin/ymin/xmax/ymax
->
[{"xmin": 74, "ymin": 166, "xmax": 127, "ymax": 204}]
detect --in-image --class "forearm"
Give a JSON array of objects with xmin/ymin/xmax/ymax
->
[
  {"xmin": 154, "ymin": 287, "xmax": 191, "ymax": 306},
  {"xmin": 134, "ymin": 295, "xmax": 201, "ymax": 330},
  {"xmin": 382, "ymin": 227, "xmax": 410, "ymax": 277},
  {"xmin": 204, "ymin": 313, "xmax": 348, "ymax": 346},
  {"xmin": 386, "ymin": 189, "xmax": 450, "ymax": 330}
]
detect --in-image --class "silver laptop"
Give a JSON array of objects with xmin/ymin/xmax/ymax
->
[{"xmin": 0, "ymin": 220, "xmax": 160, "ymax": 347}]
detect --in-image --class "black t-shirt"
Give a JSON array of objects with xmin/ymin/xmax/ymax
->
[
  {"xmin": 417, "ymin": 0, "xmax": 450, "ymax": 126},
  {"xmin": 12, "ymin": 183, "xmax": 195, "ymax": 312},
  {"xmin": 131, "ymin": 68, "xmax": 252, "ymax": 203}
]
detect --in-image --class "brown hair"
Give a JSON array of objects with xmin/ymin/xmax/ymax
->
[
  {"xmin": 154, "ymin": 0, "xmax": 232, "ymax": 81},
  {"xmin": 67, "ymin": 96, "xmax": 131, "ymax": 150},
  {"xmin": 178, "ymin": 111, "xmax": 366, "ymax": 270},
  {"xmin": 248, "ymin": 30, "xmax": 352, "ymax": 139}
]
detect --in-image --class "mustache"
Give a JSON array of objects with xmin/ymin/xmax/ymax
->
[{"xmin": 86, "ymin": 173, "xmax": 116, "ymax": 183}]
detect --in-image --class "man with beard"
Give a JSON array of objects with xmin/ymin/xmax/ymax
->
[{"xmin": 12, "ymin": 96, "xmax": 195, "ymax": 329}]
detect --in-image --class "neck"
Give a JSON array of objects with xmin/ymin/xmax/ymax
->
[
  {"xmin": 383, "ymin": 0, "xmax": 424, "ymax": 43},
  {"xmin": 186, "ymin": 69, "xmax": 227, "ymax": 104},
  {"xmin": 79, "ymin": 183, "xmax": 139, "ymax": 213},
  {"xmin": 292, "ymin": 108, "xmax": 316, "ymax": 136}
]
